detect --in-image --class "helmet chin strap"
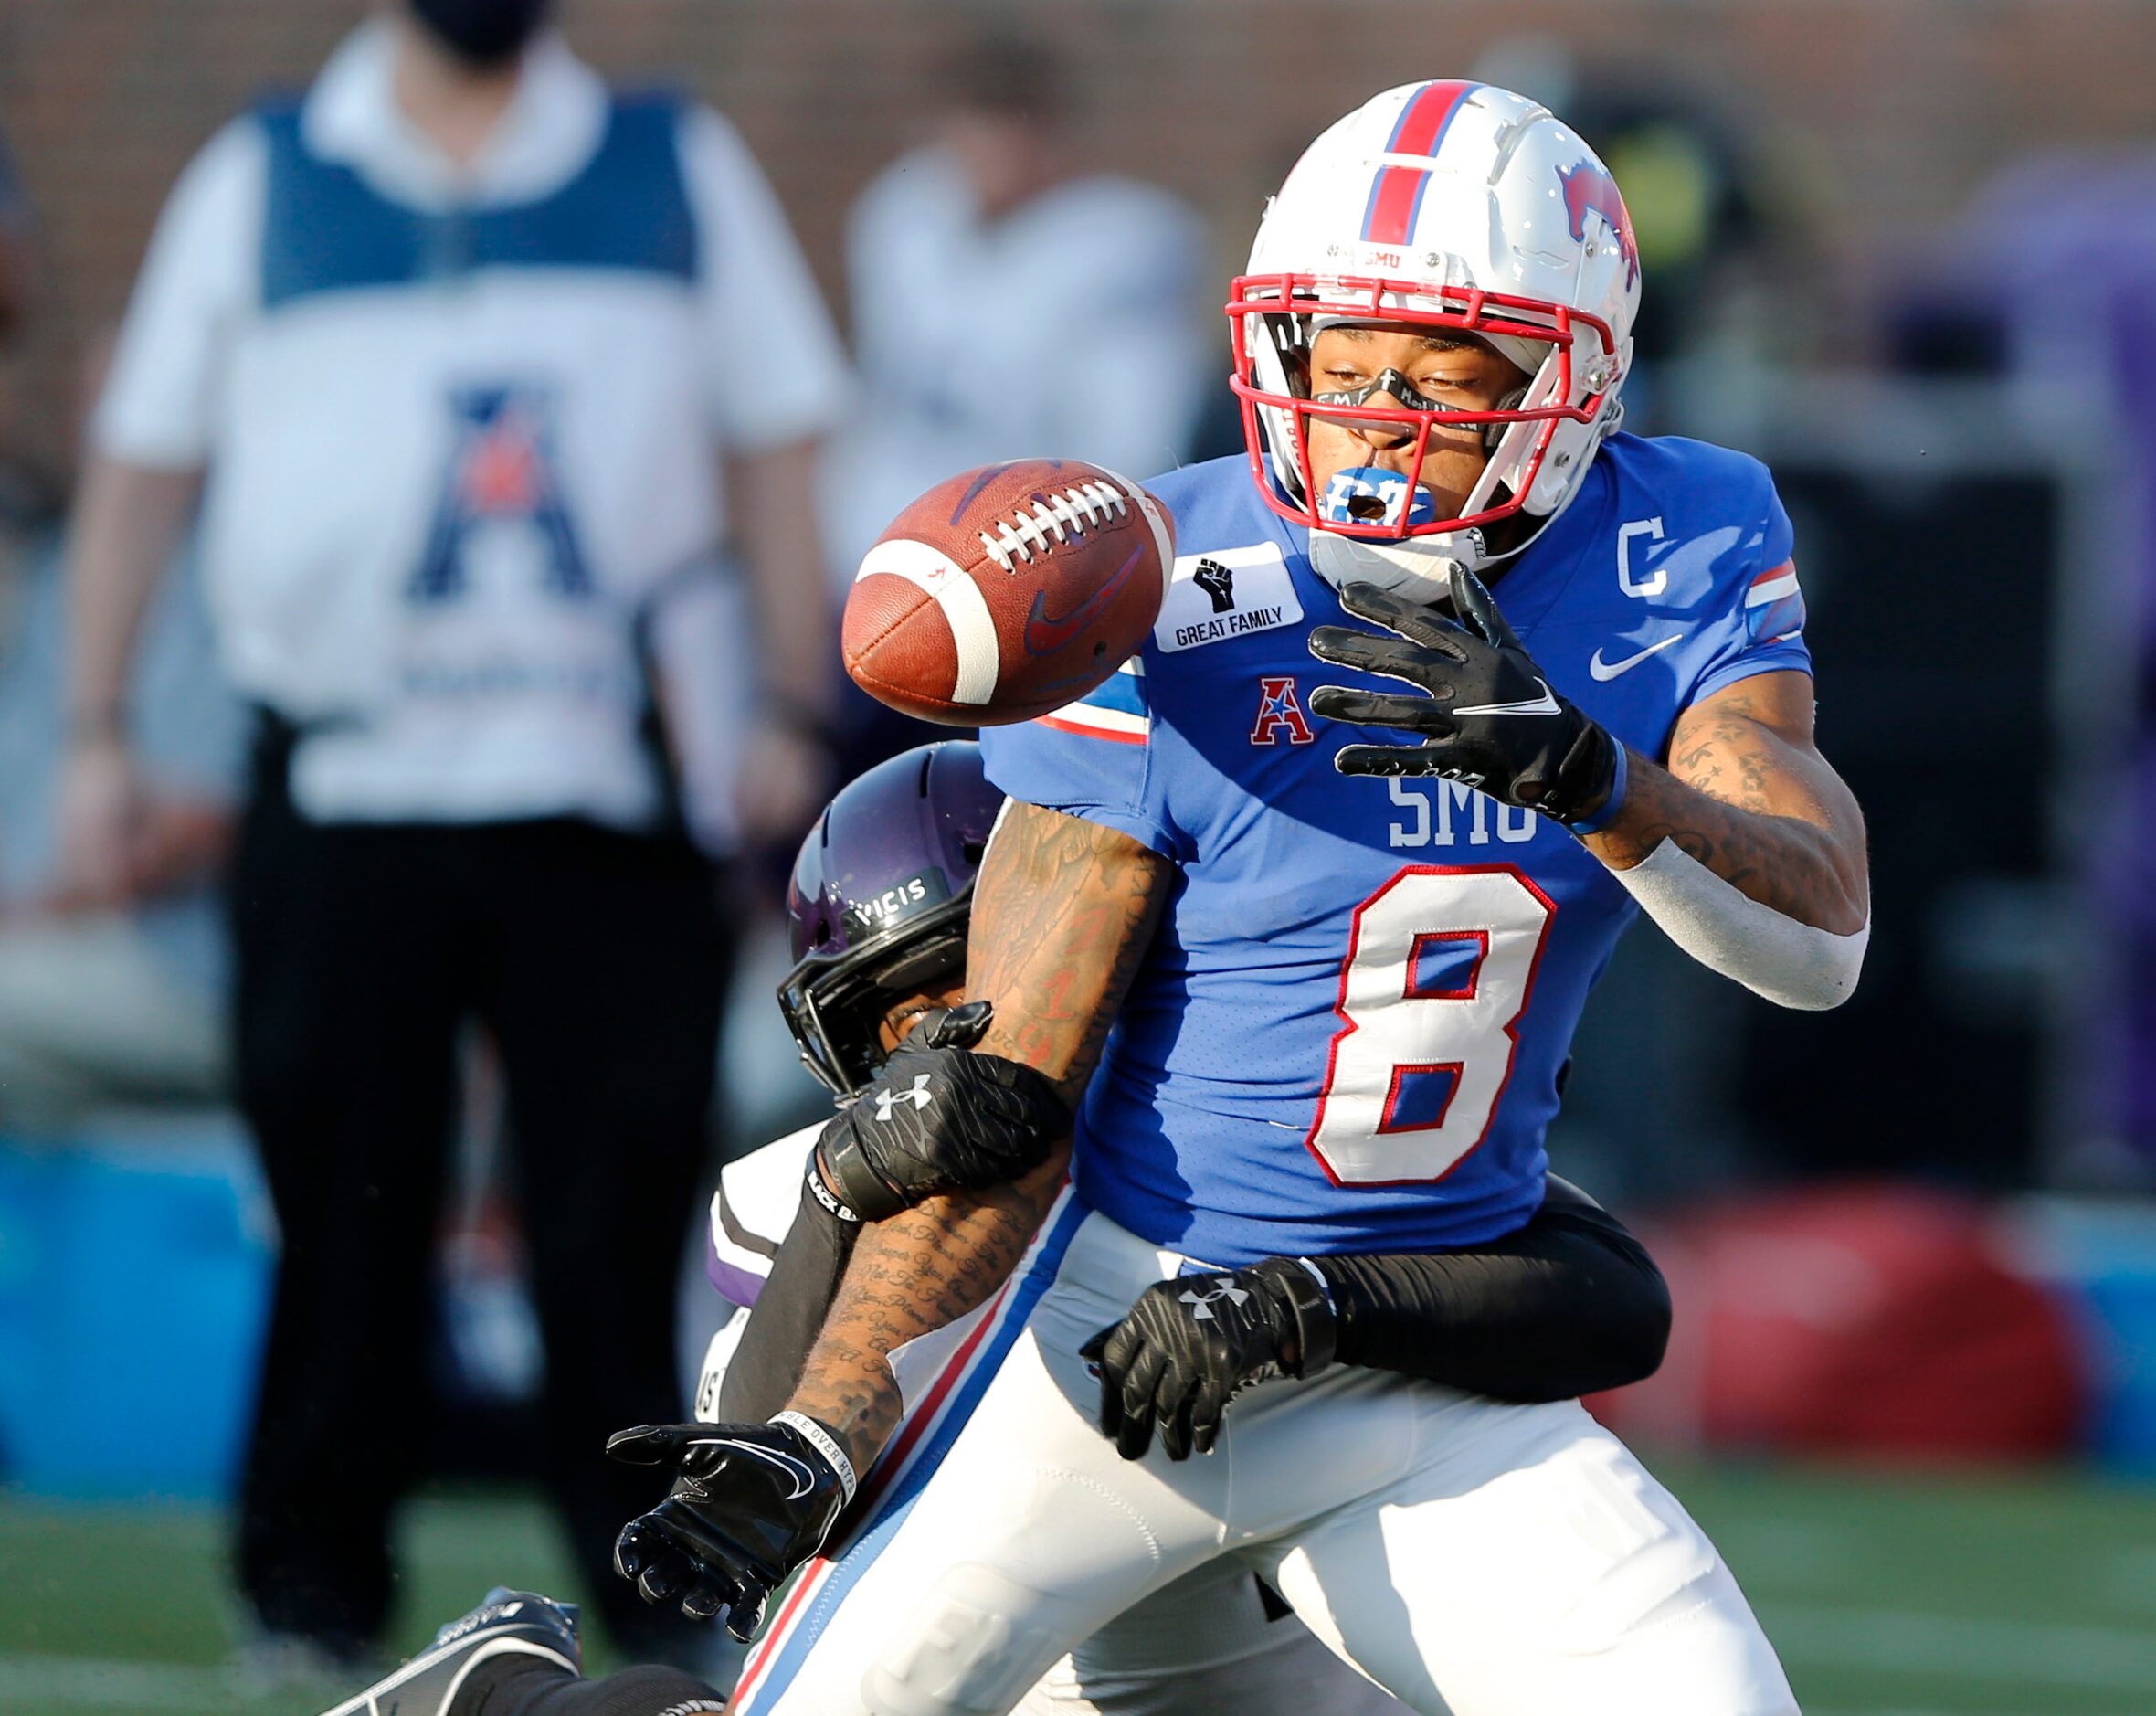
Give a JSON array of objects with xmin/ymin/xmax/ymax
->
[
  {"xmin": 1305, "ymin": 415, "xmax": 1518, "ymax": 598},
  {"xmin": 1305, "ymin": 415, "xmax": 1602, "ymax": 599},
  {"xmin": 1307, "ymin": 524, "xmax": 1484, "ymax": 598}
]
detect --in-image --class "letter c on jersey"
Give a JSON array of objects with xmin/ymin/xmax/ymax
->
[{"xmin": 1616, "ymin": 517, "xmax": 1665, "ymax": 598}]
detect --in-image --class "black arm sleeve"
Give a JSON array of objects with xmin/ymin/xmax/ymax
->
[
  {"xmin": 1310, "ymin": 1178, "xmax": 1671, "ymax": 1402},
  {"xmin": 714, "ymin": 1182, "xmax": 860, "ymax": 1424}
]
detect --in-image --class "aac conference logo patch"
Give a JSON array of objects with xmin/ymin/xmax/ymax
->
[{"xmin": 1251, "ymin": 676, "xmax": 1315, "ymax": 746}]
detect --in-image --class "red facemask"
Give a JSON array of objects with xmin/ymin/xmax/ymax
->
[{"xmin": 1227, "ymin": 273, "xmax": 1622, "ymax": 543}]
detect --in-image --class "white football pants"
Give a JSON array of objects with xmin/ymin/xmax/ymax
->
[
  {"xmin": 725, "ymin": 1195, "xmax": 1797, "ymax": 1716},
  {"xmin": 1013, "ymin": 1553, "xmax": 1403, "ymax": 1716}
]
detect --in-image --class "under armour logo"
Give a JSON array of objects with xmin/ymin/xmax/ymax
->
[
  {"xmin": 1178, "ymin": 1285, "xmax": 1251, "ymax": 1321},
  {"xmin": 1193, "ymin": 558, "xmax": 1237, "ymax": 614},
  {"xmin": 873, "ymin": 1075, "xmax": 935, "ymax": 1121}
]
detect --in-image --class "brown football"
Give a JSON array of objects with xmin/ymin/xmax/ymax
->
[{"xmin": 843, "ymin": 458, "xmax": 1175, "ymax": 726}]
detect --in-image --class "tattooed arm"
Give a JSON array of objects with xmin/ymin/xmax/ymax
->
[
  {"xmin": 1582, "ymin": 670, "xmax": 1868, "ymax": 934},
  {"xmin": 784, "ymin": 803, "xmax": 1174, "ymax": 1471}
]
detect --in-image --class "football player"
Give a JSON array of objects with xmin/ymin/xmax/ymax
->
[
  {"xmin": 322, "ymin": 738, "xmax": 1676, "ymax": 1716},
  {"xmin": 605, "ymin": 81, "xmax": 1865, "ymax": 1716},
  {"xmin": 702, "ymin": 740, "xmax": 1675, "ymax": 1716}
]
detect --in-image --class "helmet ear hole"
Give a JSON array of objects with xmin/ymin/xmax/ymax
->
[{"xmin": 1484, "ymin": 384, "xmax": 1529, "ymax": 452}]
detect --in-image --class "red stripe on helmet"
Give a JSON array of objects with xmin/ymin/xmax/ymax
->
[
  {"xmin": 1363, "ymin": 165, "xmax": 1429, "ymax": 245},
  {"xmin": 1388, "ymin": 79, "xmax": 1476, "ymax": 158}
]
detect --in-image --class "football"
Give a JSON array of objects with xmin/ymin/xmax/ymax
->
[{"xmin": 843, "ymin": 458, "xmax": 1175, "ymax": 726}]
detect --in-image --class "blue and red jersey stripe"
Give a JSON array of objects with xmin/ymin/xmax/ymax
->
[
  {"xmin": 1743, "ymin": 560, "xmax": 1806, "ymax": 644},
  {"xmin": 1035, "ymin": 658, "xmax": 1149, "ymax": 746}
]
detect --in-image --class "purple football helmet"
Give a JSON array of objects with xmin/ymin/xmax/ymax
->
[{"xmin": 779, "ymin": 742, "xmax": 1005, "ymax": 1096}]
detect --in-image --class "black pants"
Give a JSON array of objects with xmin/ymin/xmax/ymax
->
[{"xmin": 229, "ymin": 747, "xmax": 728, "ymax": 1653}]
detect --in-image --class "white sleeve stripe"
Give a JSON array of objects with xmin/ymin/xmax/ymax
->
[{"xmin": 1037, "ymin": 703, "xmax": 1149, "ymax": 739}]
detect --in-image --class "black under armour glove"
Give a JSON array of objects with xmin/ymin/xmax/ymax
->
[
  {"xmin": 1079, "ymin": 1259, "xmax": 1338, "ymax": 1462},
  {"xmin": 816, "ymin": 1001, "xmax": 1069, "ymax": 1222},
  {"xmin": 607, "ymin": 1414, "xmax": 851, "ymax": 1640},
  {"xmin": 1306, "ymin": 565, "xmax": 1618, "ymax": 825}
]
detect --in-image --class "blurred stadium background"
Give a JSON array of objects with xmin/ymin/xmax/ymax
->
[{"xmin": 3, "ymin": 1, "xmax": 2156, "ymax": 1711}]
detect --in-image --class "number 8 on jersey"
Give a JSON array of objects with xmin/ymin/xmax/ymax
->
[{"xmin": 1306, "ymin": 866, "xmax": 1556, "ymax": 1186}]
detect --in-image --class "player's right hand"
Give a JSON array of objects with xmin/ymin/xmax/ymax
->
[
  {"xmin": 606, "ymin": 1415, "xmax": 851, "ymax": 1640},
  {"xmin": 814, "ymin": 1003, "xmax": 1070, "ymax": 1221}
]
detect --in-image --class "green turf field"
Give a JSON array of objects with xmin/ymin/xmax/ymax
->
[{"xmin": 1, "ymin": 1456, "xmax": 2151, "ymax": 1715}]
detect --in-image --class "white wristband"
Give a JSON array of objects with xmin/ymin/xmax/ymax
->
[
  {"xmin": 1614, "ymin": 837, "xmax": 1867, "ymax": 1012},
  {"xmin": 773, "ymin": 1409, "xmax": 857, "ymax": 1506},
  {"xmin": 805, "ymin": 1161, "xmax": 861, "ymax": 1224}
]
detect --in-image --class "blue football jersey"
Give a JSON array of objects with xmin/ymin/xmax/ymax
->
[{"xmin": 978, "ymin": 435, "xmax": 1809, "ymax": 1265}]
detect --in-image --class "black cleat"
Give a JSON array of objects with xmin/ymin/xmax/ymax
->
[{"xmin": 318, "ymin": 1587, "xmax": 582, "ymax": 1715}]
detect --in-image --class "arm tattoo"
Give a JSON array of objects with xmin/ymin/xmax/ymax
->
[
  {"xmin": 966, "ymin": 803, "xmax": 1173, "ymax": 1104},
  {"xmin": 786, "ymin": 1171, "xmax": 1058, "ymax": 1474},
  {"xmin": 1583, "ymin": 677, "xmax": 1869, "ymax": 934},
  {"xmin": 785, "ymin": 805, "xmax": 1174, "ymax": 1473}
]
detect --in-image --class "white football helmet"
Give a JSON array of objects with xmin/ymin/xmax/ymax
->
[{"xmin": 1229, "ymin": 79, "xmax": 1640, "ymax": 597}]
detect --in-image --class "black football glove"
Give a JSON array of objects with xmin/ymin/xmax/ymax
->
[
  {"xmin": 1079, "ymin": 1259, "xmax": 1338, "ymax": 1462},
  {"xmin": 607, "ymin": 1415, "xmax": 850, "ymax": 1640},
  {"xmin": 1307, "ymin": 564, "xmax": 1618, "ymax": 826},
  {"xmin": 816, "ymin": 1001, "xmax": 1069, "ymax": 1222}
]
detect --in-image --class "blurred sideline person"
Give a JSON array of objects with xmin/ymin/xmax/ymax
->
[
  {"xmin": 824, "ymin": 28, "xmax": 1210, "ymax": 770},
  {"xmin": 826, "ymin": 30, "xmax": 1210, "ymax": 573},
  {"xmin": 319, "ymin": 743, "xmax": 1675, "ymax": 1716},
  {"xmin": 0, "ymin": 332, "xmax": 243, "ymax": 1127},
  {"xmin": 60, "ymin": 0, "xmax": 846, "ymax": 1668}
]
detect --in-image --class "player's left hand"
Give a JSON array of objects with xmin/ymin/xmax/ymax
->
[
  {"xmin": 1080, "ymin": 1259, "xmax": 1337, "ymax": 1461},
  {"xmin": 1307, "ymin": 565, "xmax": 1619, "ymax": 826},
  {"xmin": 815, "ymin": 1012, "xmax": 1070, "ymax": 1222},
  {"xmin": 606, "ymin": 1415, "xmax": 851, "ymax": 1640}
]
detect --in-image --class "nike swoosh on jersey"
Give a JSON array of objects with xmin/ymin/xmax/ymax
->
[
  {"xmin": 1453, "ymin": 679, "xmax": 1563, "ymax": 717},
  {"xmin": 688, "ymin": 1436, "xmax": 817, "ymax": 1499},
  {"xmin": 1588, "ymin": 633, "xmax": 1684, "ymax": 681},
  {"xmin": 1022, "ymin": 544, "xmax": 1142, "ymax": 656}
]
